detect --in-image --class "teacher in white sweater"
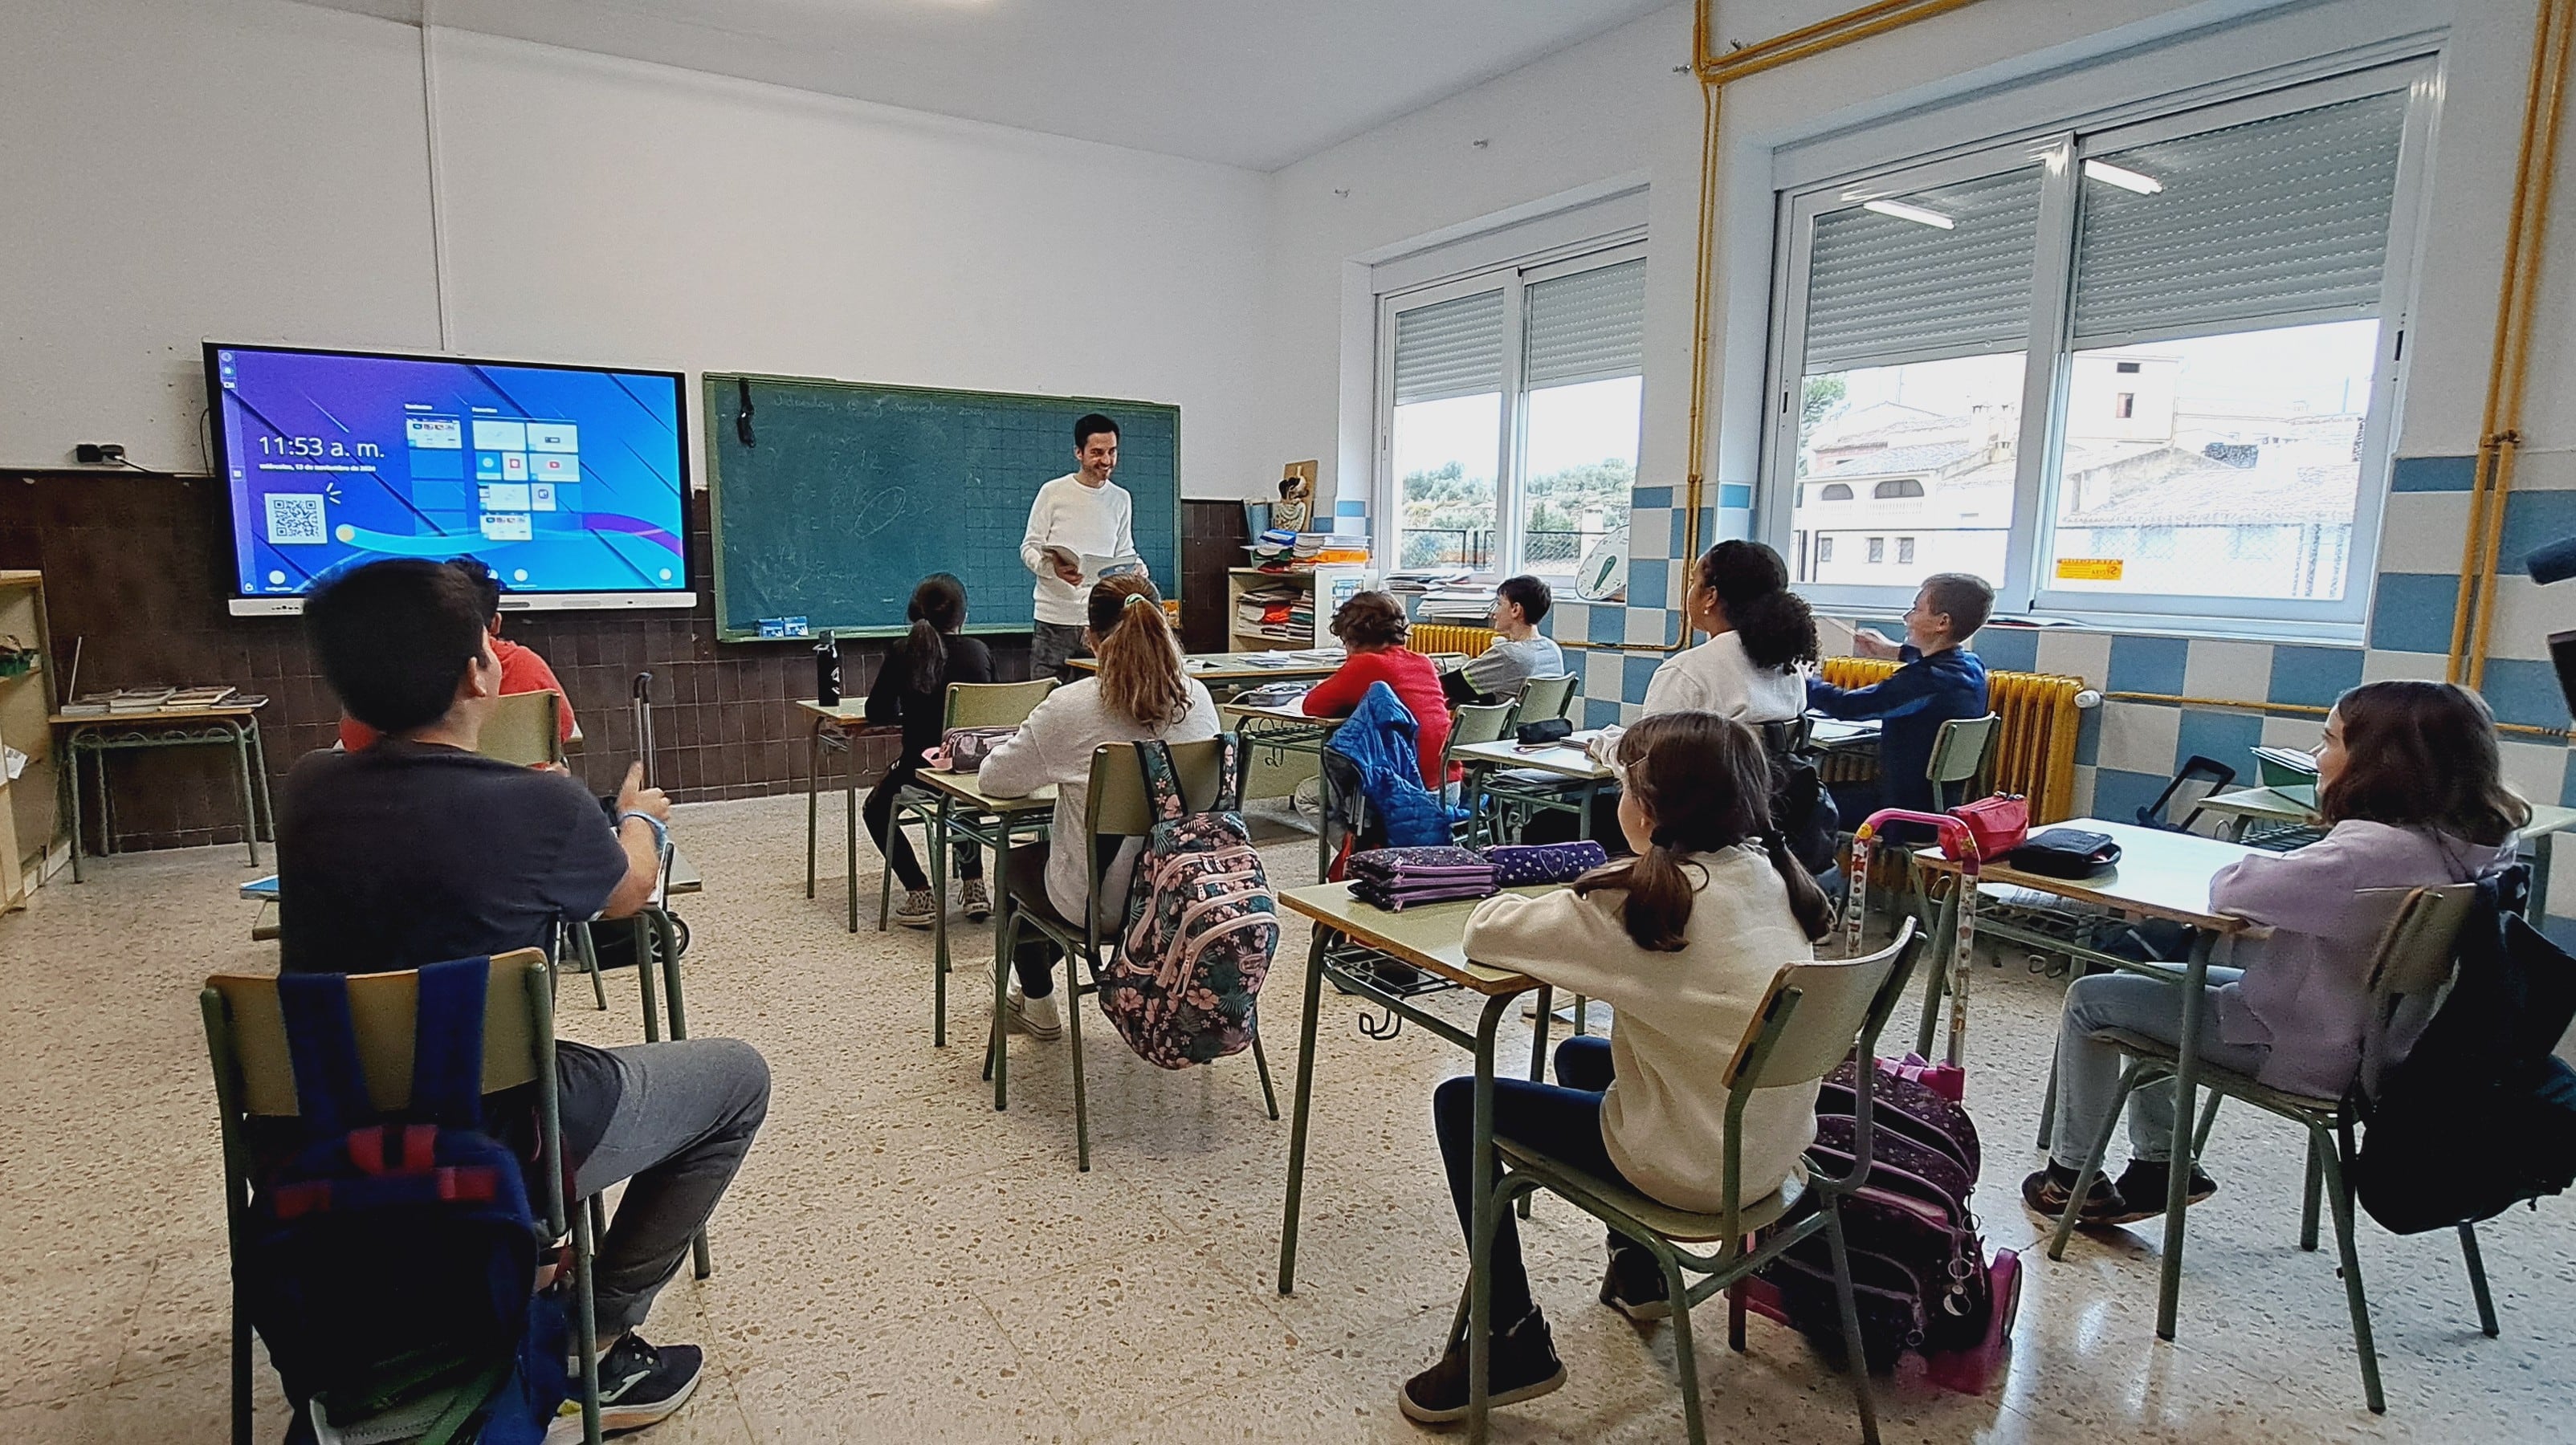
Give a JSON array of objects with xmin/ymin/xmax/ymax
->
[
  {"xmin": 1020, "ymin": 413, "xmax": 1145, "ymax": 682},
  {"xmin": 1397, "ymin": 711, "xmax": 1837, "ymax": 1425}
]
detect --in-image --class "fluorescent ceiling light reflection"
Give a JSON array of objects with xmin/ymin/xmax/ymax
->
[
  {"xmin": 1862, "ymin": 198, "xmax": 1954, "ymax": 230},
  {"xmin": 2083, "ymin": 160, "xmax": 2164, "ymax": 194}
]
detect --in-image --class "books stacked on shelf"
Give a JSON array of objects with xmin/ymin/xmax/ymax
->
[
  {"xmin": 59, "ymin": 694, "xmax": 111, "ymax": 717},
  {"xmin": 1246, "ymin": 527, "xmax": 1298, "ymax": 569},
  {"xmin": 1416, "ymin": 584, "xmax": 1494, "ymax": 621},
  {"xmin": 107, "ymin": 687, "xmax": 177, "ymax": 713},
  {"xmin": 1292, "ymin": 532, "xmax": 1371, "ymax": 566},
  {"xmin": 1235, "ymin": 583, "xmax": 1313, "ymax": 644}
]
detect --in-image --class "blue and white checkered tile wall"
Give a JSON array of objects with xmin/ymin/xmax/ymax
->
[{"xmin": 1514, "ymin": 456, "xmax": 2576, "ymax": 937}]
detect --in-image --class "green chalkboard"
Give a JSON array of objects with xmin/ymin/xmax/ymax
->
[{"xmin": 703, "ymin": 373, "xmax": 1180, "ymax": 641}]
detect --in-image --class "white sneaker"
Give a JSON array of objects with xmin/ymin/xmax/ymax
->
[
  {"xmin": 893, "ymin": 888, "xmax": 936, "ymax": 930},
  {"xmin": 1005, "ymin": 986, "xmax": 1063, "ymax": 1040}
]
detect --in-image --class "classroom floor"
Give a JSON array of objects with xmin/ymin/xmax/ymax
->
[{"xmin": 6, "ymin": 793, "xmax": 2574, "ymax": 1444}]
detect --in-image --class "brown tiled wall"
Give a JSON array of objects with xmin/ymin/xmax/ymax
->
[{"xmin": 0, "ymin": 472, "xmax": 1030, "ymax": 853}]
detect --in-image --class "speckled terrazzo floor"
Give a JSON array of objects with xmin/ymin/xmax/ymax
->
[{"xmin": 4, "ymin": 792, "xmax": 2573, "ymax": 1443}]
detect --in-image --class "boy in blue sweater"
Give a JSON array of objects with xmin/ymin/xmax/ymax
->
[{"xmin": 1807, "ymin": 572, "xmax": 1992, "ymax": 815}]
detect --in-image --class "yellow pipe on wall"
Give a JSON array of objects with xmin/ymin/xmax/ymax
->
[{"xmin": 2452, "ymin": 0, "xmax": 2575, "ymax": 687}]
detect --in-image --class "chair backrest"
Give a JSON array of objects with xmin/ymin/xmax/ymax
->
[
  {"xmin": 1084, "ymin": 735, "xmax": 1238, "ymax": 839},
  {"xmin": 1721, "ymin": 919, "xmax": 1922, "ymax": 1093},
  {"xmin": 1516, "ymin": 673, "xmax": 1579, "ymax": 724},
  {"xmin": 2360, "ymin": 884, "xmax": 2480, "ymax": 1005},
  {"xmin": 1448, "ymin": 700, "xmax": 1517, "ymax": 752},
  {"xmin": 948, "ymin": 678, "xmax": 1056, "ymax": 728},
  {"xmin": 204, "ymin": 949, "xmax": 552, "ymax": 1117},
  {"xmin": 475, "ymin": 691, "xmax": 560, "ymax": 767},
  {"xmin": 1926, "ymin": 712, "xmax": 1998, "ymax": 787},
  {"xmin": 2140, "ymin": 754, "xmax": 2239, "ymax": 832}
]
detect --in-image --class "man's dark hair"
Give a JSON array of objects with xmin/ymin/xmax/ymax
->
[
  {"xmin": 1074, "ymin": 413, "xmax": 1120, "ymax": 449},
  {"xmin": 1496, "ymin": 574, "xmax": 1551, "ymax": 627},
  {"xmin": 1921, "ymin": 572, "xmax": 1995, "ymax": 641},
  {"xmin": 444, "ymin": 554, "xmax": 502, "ymax": 622},
  {"xmin": 307, "ymin": 559, "xmax": 488, "ymax": 735}
]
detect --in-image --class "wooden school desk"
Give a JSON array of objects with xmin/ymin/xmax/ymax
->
[
  {"xmin": 797, "ymin": 698, "xmax": 892, "ymax": 932},
  {"xmin": 908, "ymin": 766, "xmax": 1056, "ymax": 1056},
  {"xmin": 1451, "ymin": 736, "xmax": 1612, "ymax": 843},
  {"xmin": 1274, "ymin": 881, "xmax": 1560, "ymax": 1440},
  {"xmin": 1219, "ymin": 698, "xmax": 1343, "ymax": 875},
  {"xmin": 1070, "ymin": 649, "xmax": 1347, "ymax": 690},
  {"xmin": 2195, "ymin": 784, "xmax": 2576, "ymax": 918},
  {"xmin": 1907, "ymin": 816, "xmax": 2257, "ymax": 1341},
  {"xmin": 55, "ymin": 702, "xmax": 272, "ymax": 880}
]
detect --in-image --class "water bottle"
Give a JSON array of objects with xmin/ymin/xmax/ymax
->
[{"xmin": 814, "ymin": 632, "xmax": 842, "ymax": 707}]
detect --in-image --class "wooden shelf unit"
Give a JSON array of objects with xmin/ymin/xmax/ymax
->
[
  {"xmin": 1224, "ymin": 564, "xmax": 1368, "ymax": 653},
  {"xmin": 0, "ymin": 572, "xmax": 65, "ymax": 908}
]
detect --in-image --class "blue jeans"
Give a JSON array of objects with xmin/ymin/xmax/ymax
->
[
  {"xmin": 2048, "ymin": 967, "xmax": 2268, "ymax": 1171},
  {"xmin": 1433, "ymin": 1035, "xmax": 1642, "ymax": 1325}
]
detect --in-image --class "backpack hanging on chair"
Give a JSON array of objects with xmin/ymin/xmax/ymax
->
[
  {"xmin": 248, "ymin": 957, "xmax": 569, "ymax": 1445},
  {"xmin": 1107, "ymin": 735, "xmax": 1282, "ymax": 1068}
]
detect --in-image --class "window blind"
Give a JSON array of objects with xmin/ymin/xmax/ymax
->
[
  {"xmin": 1392, "ymin": 291, "xmax": 1506, "ymax": 405},
  {"xmin": 1523, "ymin": 258, "xmax": 1646, "ymax": 389},
  {"xmin": 1801, "ymin": 166, "xmax": 2044, "ymax": 374},
  {"xmin": 2070, "ymin": 89, "xmax": 2409, "ymax": 348}
]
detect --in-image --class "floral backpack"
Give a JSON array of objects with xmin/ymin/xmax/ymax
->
[{"xmin": 1108, "ymin": 735, "xmax": 1279, "ymax": 1068}]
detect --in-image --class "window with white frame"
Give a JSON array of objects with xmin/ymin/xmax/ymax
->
[
  {"xmin": 1763, "ymin": 58, "xmax": 2432, "ymax": 630},
  {"xmin": 1381, "ymin": 245, "xmax": 1645, "ymax": 578}
]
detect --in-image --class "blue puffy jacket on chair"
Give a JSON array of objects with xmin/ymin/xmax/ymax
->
[{"xmin": 1326, "ymin": 681, "xmax": 1456, "ymax": 852}]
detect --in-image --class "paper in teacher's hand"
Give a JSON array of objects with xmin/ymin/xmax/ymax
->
[{"xmin": 1082, "ymin": 552, "xmax": 1146, "ymax": 584}]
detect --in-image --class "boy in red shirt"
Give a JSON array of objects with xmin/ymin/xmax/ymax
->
[
  {"xmin": 1302, "ymin": 590, "xmax": 1455, "ymax": 788},
  {"xmin": 337, "ymin": 556, "xmax": 577, "ymax": 752}
]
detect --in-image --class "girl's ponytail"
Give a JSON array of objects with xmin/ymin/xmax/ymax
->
[
  {"xmin": 904, "ymin": 573, "xmax": 968, "ymax": 695},
  {"xmin": 1090, "ymin": 576, "xmax": 1189, "ymax": 727}
]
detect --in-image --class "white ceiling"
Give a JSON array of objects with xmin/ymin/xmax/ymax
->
[{"xmin": 294, "ymin": 0, "xmax": 1675, "ymax": 171}]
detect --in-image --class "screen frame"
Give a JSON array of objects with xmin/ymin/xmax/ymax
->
[{"xmin": 204, "ymin": 340, "xmax": 698, "ymax": 616}]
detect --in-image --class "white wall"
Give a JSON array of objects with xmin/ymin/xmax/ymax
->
[{"xmin": 0, "ymin": 0, "xmax": 1274, "ymax": 498}]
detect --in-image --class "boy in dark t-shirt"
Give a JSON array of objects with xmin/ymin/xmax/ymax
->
[{"xmin": 278, "ymin": 559, "xmax": 767, "ymax": 1439}]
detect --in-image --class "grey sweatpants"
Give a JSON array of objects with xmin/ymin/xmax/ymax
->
[
  {"xmin": 2048, "ymin": 967, "xmax": 2268, "ymax": 1170},
  {"xmin": 571, "ymin": 1038, "xmax": 770, "ymax": 1337}
]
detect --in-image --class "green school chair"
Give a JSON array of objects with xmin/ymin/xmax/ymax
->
[
  {"xmin": 201, "ymin": 950, "xmax": 604, "ymax": 1445},
  {"xmin": 982, "ymin": 735, "xmax": 1279, "ymax": 1170},
  {"xmin": 474, "ymin": 690, "xmax": 564, "ymax": 769},
  {"xmin": 1473, "ymin": 919, "xmax": 1925, "ymax": 1445},
  {"xmin": 2044, "ymin": 884, "xmax": 2492, "ymax": 1414},
  {"xmin": 1514, "ymin": 673, "xmax": 1579, "ymax": 726},
  {"xmin": 1442, "ymin": 700, "xmax": 1518, "ymax": 847},
  {"xmin": 874, "ymin": 678, "xmax": 1057, "ymax": 930},
  {"xmin": 1905, "ymin": 710, "xmax": 2003, "ymax": 1055}
]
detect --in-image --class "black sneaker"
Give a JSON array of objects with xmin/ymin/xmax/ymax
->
[
  {"xmin": 1599, "ymin": 1244, "xmax": 1672, "ymax": 1321},
  {"xmin": 2107, "ymin": 1160, "xmax": 2219, "ymax": 1223},
  {"xmin": 2021, "ymin": 1165, "xmax": 2130, "ymax": 1227},
  {"xmin": 552, "ymin": 1333, "xmax": 703, "ymax": 1440},
  {"xmin": 1397, "ymin": 1309, "xmax": 1567, "ymax": 1425}
]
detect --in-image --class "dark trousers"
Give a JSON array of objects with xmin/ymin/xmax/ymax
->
[
  {"xmin": 864, "ymin": 759, "xmax": 983, "ymax": 893},
  {"xmin": 1432, "ymin": 1034, "xmax": 1644, "ymax": 1325},
  {"xmin": 1002, "ymin": 837, "xmax": 1121, "ymax": 999},
  {"xmin": 570, "ymin": 1039, "xmax": 771, "ymax": 1337}
]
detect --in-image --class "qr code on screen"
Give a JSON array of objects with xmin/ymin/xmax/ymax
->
[{"xmin": 265, "ymin": 492, "xmax": 327, "ymax": 544}]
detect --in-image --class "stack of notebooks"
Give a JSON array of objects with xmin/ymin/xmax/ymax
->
[
  {"xmin": 1291, "ymin": 532, "xmax": 1371, "ymax": 566},
  {"xmin": 1416, "ymin": 584, "xmax": 1496, "ymax": 621},
  {"xmin": 1246, "ymin": 527, "xmax": 1299, "ymax": 570},
  {"xmin": 1235, "ymin": 584, "xmax": 1312, "ymax": 643},
  {"xmin": 1349, "ymin": 846, "xmax": 1498, "ymax": 911},
  {"xmin": 1384, "ymin": 568, "xmax": 1470, "ymax": 595}
]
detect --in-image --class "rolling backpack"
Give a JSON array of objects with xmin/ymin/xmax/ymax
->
[
  {"xmin": 1107, "ymin": 735, "xmax": 1281, "ymax": 1068},
  {"xmin": 249, "ymin": 957, "xmax": 569, "ymax": 1445}
]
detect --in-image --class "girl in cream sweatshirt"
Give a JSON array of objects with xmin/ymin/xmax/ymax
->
[{"xmin": 1399, "ymin": 710, "xmax": 1838, "ymax": 1426}]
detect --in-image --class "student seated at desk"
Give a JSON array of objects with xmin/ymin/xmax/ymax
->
[
  {"xmin": 2027, "ymin": 681, "xmax": 2522, "ymax": 1227},
  {"xmin": 279, "ymin": 560, "xmax": 768, "ymax": 1438},
  {"xmin": 980, "ymin": 576, "xmax": 1217, "ymax": 1041},
  {"xmin": 1804, "ymin": 571, "xmax": 1991, "ymax": 815},
  {"xmin": 1641, "ymin": 540, "xmax": 1812, "ymax": 722},
  {"xmin": 338, "ymin": 555, "xmax": 575, "ymax": 753},
  {"xmin": 1441, "ymin": 575, "xmax": 1564, "ymax": 706},
  {"xmin": 1398, "ymin": 713, "xmax": 1835, "ymax": 1423},
  {"xmin": 868, "ymin": 573, "xmax": 995, "ymax": 929},
  {"xmin": 1302, "ymin": 590, "xmax": 1453, "ymax": 789}
]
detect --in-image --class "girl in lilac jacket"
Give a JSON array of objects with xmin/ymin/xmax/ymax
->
[{"xmin": 2027, "ymin": 681, "xmax": 2528, "ymax": 1227}]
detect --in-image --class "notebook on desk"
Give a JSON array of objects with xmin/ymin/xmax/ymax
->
[{"xmin": 2250, "ymin": 745, "xmax": 2320, "ymax": 808}]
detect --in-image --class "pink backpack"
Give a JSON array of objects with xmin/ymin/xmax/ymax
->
[{"xmin": 1106, "ymin": 737, "xmax": 1278, "ymax": 1068}]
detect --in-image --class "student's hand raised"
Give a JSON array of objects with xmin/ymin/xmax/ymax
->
[
  {"xmin": 1852, "ymin": 630, "xmax": 1902, "ymax": 661},
  {"xmin": 616, "ymin": 761, "xmax": 673, "ymax": 823}
]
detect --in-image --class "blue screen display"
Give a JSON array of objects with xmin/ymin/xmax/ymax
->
[{"xmin": 210, "ymin": 344, "xmax": 689, "ymax": 599}]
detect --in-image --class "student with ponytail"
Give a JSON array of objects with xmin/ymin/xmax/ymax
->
[
  {"xmin": 1397, "ymin": 713, "xmax": 1835, "ymax": 1424},
  {"xmin": 866, "ymin": 575, "xmax": 995, "ymax": 926},
  {"xmin": 1641, "ymin": 539, "xmax": 1816, "ymax": 721},
  {"xmin": 980, "ymin": 576, "xmax": 1218, "ymax": 1040}
]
